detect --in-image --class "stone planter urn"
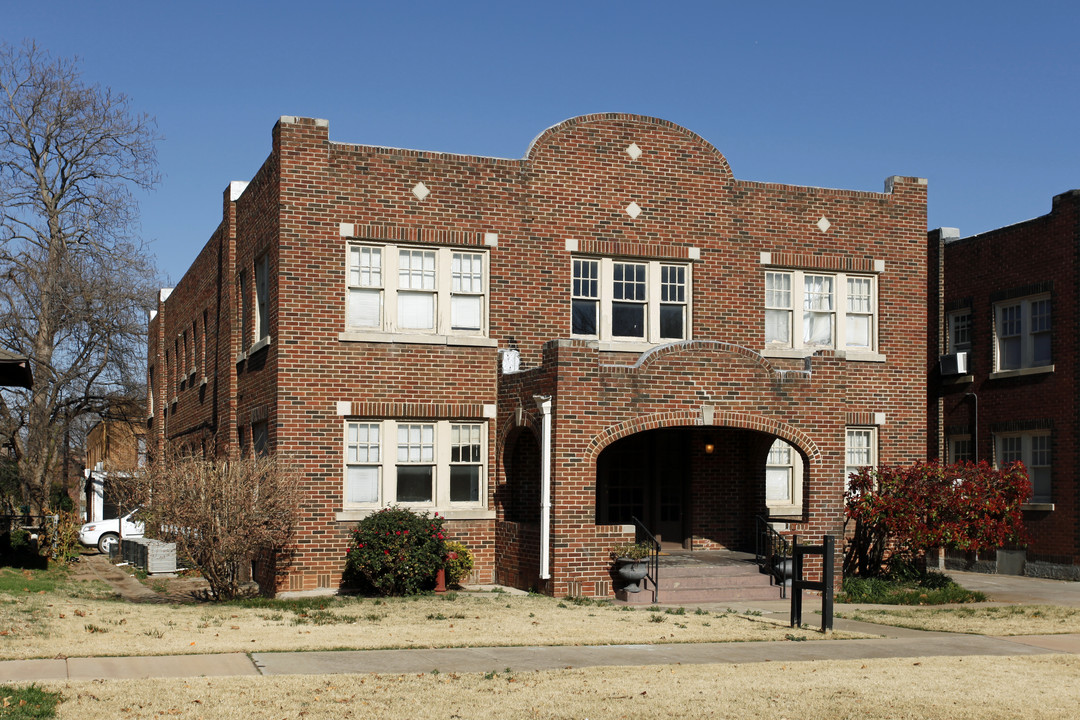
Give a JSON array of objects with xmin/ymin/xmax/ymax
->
[{"xmin": 615, "ymin": 559, "xmax": 649, "ymax": 593}]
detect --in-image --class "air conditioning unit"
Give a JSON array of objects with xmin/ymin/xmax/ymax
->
[{"xmin": 939, "ymin": 351, "xmax": 969, "ymax": 376}]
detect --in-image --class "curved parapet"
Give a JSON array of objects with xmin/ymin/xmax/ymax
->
[{"xmin": 524, "ymin": 113, "xmax": 734, "ymax": 182}]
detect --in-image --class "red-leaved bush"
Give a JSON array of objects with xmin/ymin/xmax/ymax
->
[{"xmin": 844, "ymin": 460, "xmax": 1031, "ymax": 577}]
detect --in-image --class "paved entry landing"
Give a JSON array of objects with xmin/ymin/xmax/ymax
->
[{"xmin": 616, "ymin": 548, "xmax": 784, "ymax": 604}]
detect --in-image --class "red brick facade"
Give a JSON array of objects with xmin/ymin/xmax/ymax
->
[
  {"xmin": 148, "ymin": 114, "xmax": 928, "ymax": 595},
  {"xmin": 931, "ymin": 190, "xmax": 1080, "ymax": 579}
]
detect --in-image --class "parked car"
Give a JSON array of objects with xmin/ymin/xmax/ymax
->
[{"xmin": 79, "ymin": 510, "xmax": 144, "ymax": 553}]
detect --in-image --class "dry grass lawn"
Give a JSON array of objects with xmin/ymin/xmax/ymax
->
[
  {"xmin": 837, "ymin": 604, "xmax": 1080, "ymax": 636},
  {"xmin": 46, "ymin": 654, "xmax": 1080, "ymax": 719},
  {"xmin": 0, "ymin": 583, "xmax": 856, "ymax": 660}
]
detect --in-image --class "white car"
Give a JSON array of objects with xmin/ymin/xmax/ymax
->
[{"xmin": 79, "ymin": 510, "xmax": 144, "ymax": 553}]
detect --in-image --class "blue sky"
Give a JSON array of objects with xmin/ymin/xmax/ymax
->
[{"xmin": 7, "ymin": 1, "xmax": 1079, "ymax": 284}]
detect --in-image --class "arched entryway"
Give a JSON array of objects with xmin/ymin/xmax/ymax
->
[{"xmin": 595, "ymin": 425, "xmax": 808, "ymax": 551}]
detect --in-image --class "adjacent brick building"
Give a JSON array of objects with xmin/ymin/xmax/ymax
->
[
  {"xmin": 930, "ymin": 190, "xmax": 1080, "ymax": 579},
  {"xmin": 148, "ymin": 113, "xmax": 928, "ymax": 596}
]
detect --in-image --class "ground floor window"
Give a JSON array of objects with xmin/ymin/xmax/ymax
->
[
  {"xmin": 765, "ymin": 438, "xmax": 803, "ymax": 515},
  {"xmin": 845, "ymin": 427, "xmax": 877, "ymax": 483},
  {"xmin": 995, "ymin": 431, "xmax": 1050, "ymax": 502},
  {"xmin": 344, "ymin": 419, "xmax": 486, "ymax": 509},
  {"xmin": 947, "ymin": 435, "xmax": 972, "ymax": 464}
]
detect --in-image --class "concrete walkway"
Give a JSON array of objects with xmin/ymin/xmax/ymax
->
[{"xmin": 2, "ymin": 573, "xmax": 1078, "ymax": 683}]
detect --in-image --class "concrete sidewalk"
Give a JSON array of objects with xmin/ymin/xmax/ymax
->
[
  {"xmin": 2, "ymin": 572, "xmax": 1078, "ymax": 683},
  {"xmin": 3, "ymin": 620, "xmax": 1078, "ymax": 683}
]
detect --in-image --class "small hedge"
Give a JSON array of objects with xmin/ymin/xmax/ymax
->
[
  {"xmin": 343, "ymin": 507, "xmax": 446, "ymax": 595},
  {"xmin": 443, "ymin": 540, "xmax": 474, "ymax": 586},
  {"xmin": 838, "ymin": 569, "xmax": 986, "ymax": 605}
]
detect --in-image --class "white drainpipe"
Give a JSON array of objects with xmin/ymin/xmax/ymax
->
[{"xmin": 534, "ymin": 395, "xmax": 553, "ymax": 580}]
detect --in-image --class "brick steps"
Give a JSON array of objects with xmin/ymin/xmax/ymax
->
[{"xmin": 614, "ymin": 561, "xmax": 783, "ymax": 604}]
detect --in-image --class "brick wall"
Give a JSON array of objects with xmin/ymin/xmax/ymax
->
[
  {"xmin": 151, "ymin": 113, "xmax": 927, "ymax": 595},
  {"xmin": 936, "ymin": 191, "xmax": 1080, "ymax": 574}
]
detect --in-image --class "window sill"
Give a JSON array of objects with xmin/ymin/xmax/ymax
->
[
  {"xmin": 200, "ymin": 376, "xmax": 208, "ymax": 387},
  {"xmin": 762, "ymin": 347, "xmax": 886, "ymax": 362},
  {"xmin": 335, "ymin": 508, "xmax": 496, "ymax": 522},
  {"xmin": 1022, "ymin": 502, "xmax": 1054, "ymax": 512},
  {"xmin": 766, "ymin": 505, "xmax": 803, "ymax": 519},
  {"xmin": 338, "ymin": 331, "xmax": 498, "ymax": 348},
  {"xmin": 941, "ymin": 374, "xmax": 974, "ymax": 385},
  {"xmin": 250, "ymin": 335, "xmax": 272, "ymax": 354},
  {"xmin": 989, "ymin": 365, "xmax": 1054, "ymax": 380}
]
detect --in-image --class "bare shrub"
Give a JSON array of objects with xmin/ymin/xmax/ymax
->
[{"xmin": 120, "ymin": 452, "xmax": 300, "ymax": 600}]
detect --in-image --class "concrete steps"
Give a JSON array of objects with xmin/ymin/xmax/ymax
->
[{"xmin": 614, "ymin": 558, "xmax": 783, "ymax": 605}]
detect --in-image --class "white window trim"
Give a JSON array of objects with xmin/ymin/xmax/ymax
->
[
  {"xmin": 339, "ymin": 419, "xmax": 492, "ymax": 520},
  {"xmin": 845, "ymin": 427, "xmax": 878, "ymax": 483},
  {"xmin": 342, "ymin": 243, "xmax": 491, "ymax": 345},
  {"xmin": 765, "ymin": 438, "xmax": 803, "ymax": 517},
  {"xmin": 992, "ymin": 295, "xmax": 1052, "ymax": 376},
  {"xmin": 994, "ymin": 430, "xmax": 1052, "ymax": 506},
  {"xmin": 763, "ymin": 270, "xmax": 884, "ymax": 361},
  {"xmin": 570, "ymin": 256, "xmax": 692, "ymax": 345}
]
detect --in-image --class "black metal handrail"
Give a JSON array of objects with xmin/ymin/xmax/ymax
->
[
  {"xmin": 755, "ymin": 515, "xmax": 791, "ymax": 599},
  {"xmin": 629, "ymin": 515, "xmax": 661, "ymax": 604}
]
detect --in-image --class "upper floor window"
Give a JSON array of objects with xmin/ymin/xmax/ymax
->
[
  {"xmin": 765, "ymin": 270, "xmax": 877, "ymax": 353},
  {"xmin": 347, "ymin": 244, "xmax": 487, "ymax": 336},
  {"xmin": 254, "ymin": 253, "xmax": 270, "ymax": 343},
  {"xmin": 994, "ymin": 296, "xmax": 1050, "ymax": 371},
  {"xmin": 571, "ymin": 257, "xmax": 690, "ymax": 343},
  {"xmin": 947, "ymin": 310, "xmax": 971, "ymax": 353}
]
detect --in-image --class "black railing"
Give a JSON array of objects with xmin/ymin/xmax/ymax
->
[
  {"xmin": 790, "ymin": 534, "xmax": 835, "ymax": 633},
  {"xmin": 629, "ymin": 515, "xmax": 661, "ymax": 604},
  {"xmin": 755, "ymin": 515, "xmax": 792, "ymax": 599}
]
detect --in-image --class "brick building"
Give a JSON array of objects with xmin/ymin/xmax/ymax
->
[
  {"xmin": 83, "ymin": 418, "xmax": 147, "ymax": 522},
  {"xmin": 930, "ymin": 190, "xmax": 1080, "ymax": 579},
  {"xmin": 148, "ymin": 113, "xmax": 928, "ymax": 596}
]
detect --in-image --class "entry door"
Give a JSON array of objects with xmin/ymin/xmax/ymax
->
[{"xmin": 652, "ymin": 431, "xmax": 687, "ymax": 546}]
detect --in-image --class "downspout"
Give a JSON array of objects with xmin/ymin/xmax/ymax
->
[{"xmin": 534, "ymin": 395, "xmax": 552, "ymax": 580}]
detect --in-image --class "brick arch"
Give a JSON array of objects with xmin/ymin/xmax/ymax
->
[
  {"xmin": 498, "ymin": 411, "xmax": 541, "ymax": 452},
  {"xmin": 524, "ymin": 113, "xmax": 734, "ymax": 180},
  {"xmin": 600, "ymin": 340, "xmax": 790, "ymax": 380},
  {"xmin": 584, "ymin": 411, "xmax": 820, "ymax": 466}
]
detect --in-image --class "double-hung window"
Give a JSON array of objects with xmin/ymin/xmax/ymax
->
[
  {"xmin": 347, "ymin": 244, "xmax": 488, "ymax": 337},
  {"xmin": 947, "ymin": 435, "xmax": 973, "ymax": 465},
  {"xmin": 845, "ymin": 427, "xmax": 877, "ymax": 482},
  {"xmin": 996, "ymin": 431, "xmax": 1051, "ymax": 503},
  {"xmin": 994, "ymin": 296, "xmax": 1051, "ymax": 371},
  {"xmin": 764, "ymin": 270, "xmax": 877, "ymax": 354},
  {"xmin": 947, "ymin": 310, "xmax": 972, "ymax": 353},
  {"xmin": 343, "ymin": 420, "xmax": 487, "ymax": 509},
  {"xmin": 570, "ymin": 257, "xmax": 691, "ymax": 343}
]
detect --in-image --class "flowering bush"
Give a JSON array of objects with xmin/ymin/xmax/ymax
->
[
  {"xmin": 443, "ymin": 540, "xmax": 474, "ymax": 586},
  {"xmin": 343, "ymin": 507, "xmax": 447, "ymax": 595},
  {"xmin": 844, "ymin": 460, "xmax": 1031, "ymax": 577}
]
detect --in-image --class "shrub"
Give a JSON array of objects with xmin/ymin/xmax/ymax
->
[
  {"xmin": 344, "ymin": 507, "xmax": 446, "ymax": 595},
  {"xmin": 845, "ymin": 460, "xmax": 1030, "ymax": 577},
  {"xmin": 443, "ymin": 541, "xmax": 474, "ymax": 586}
]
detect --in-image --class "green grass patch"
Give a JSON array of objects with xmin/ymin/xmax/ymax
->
[
  {"xmin": 0, "ymin": 684, "xmax": 61, "ymax": 718},
  {"xmin": 838, "ymin": 570, "xmax": 985, "ymax": 605},
  {"xmin": 0, "ymin": 565, "xmax": 69, "ymax": 595}
]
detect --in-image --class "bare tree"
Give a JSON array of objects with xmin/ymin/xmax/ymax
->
[
  {"xmin": 0, "ymin": 41, "xmax": 159, "ymax": 513},
  {"xmin": 120, "ymin": 452, "xmax": 301, "ymax": 601}
]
